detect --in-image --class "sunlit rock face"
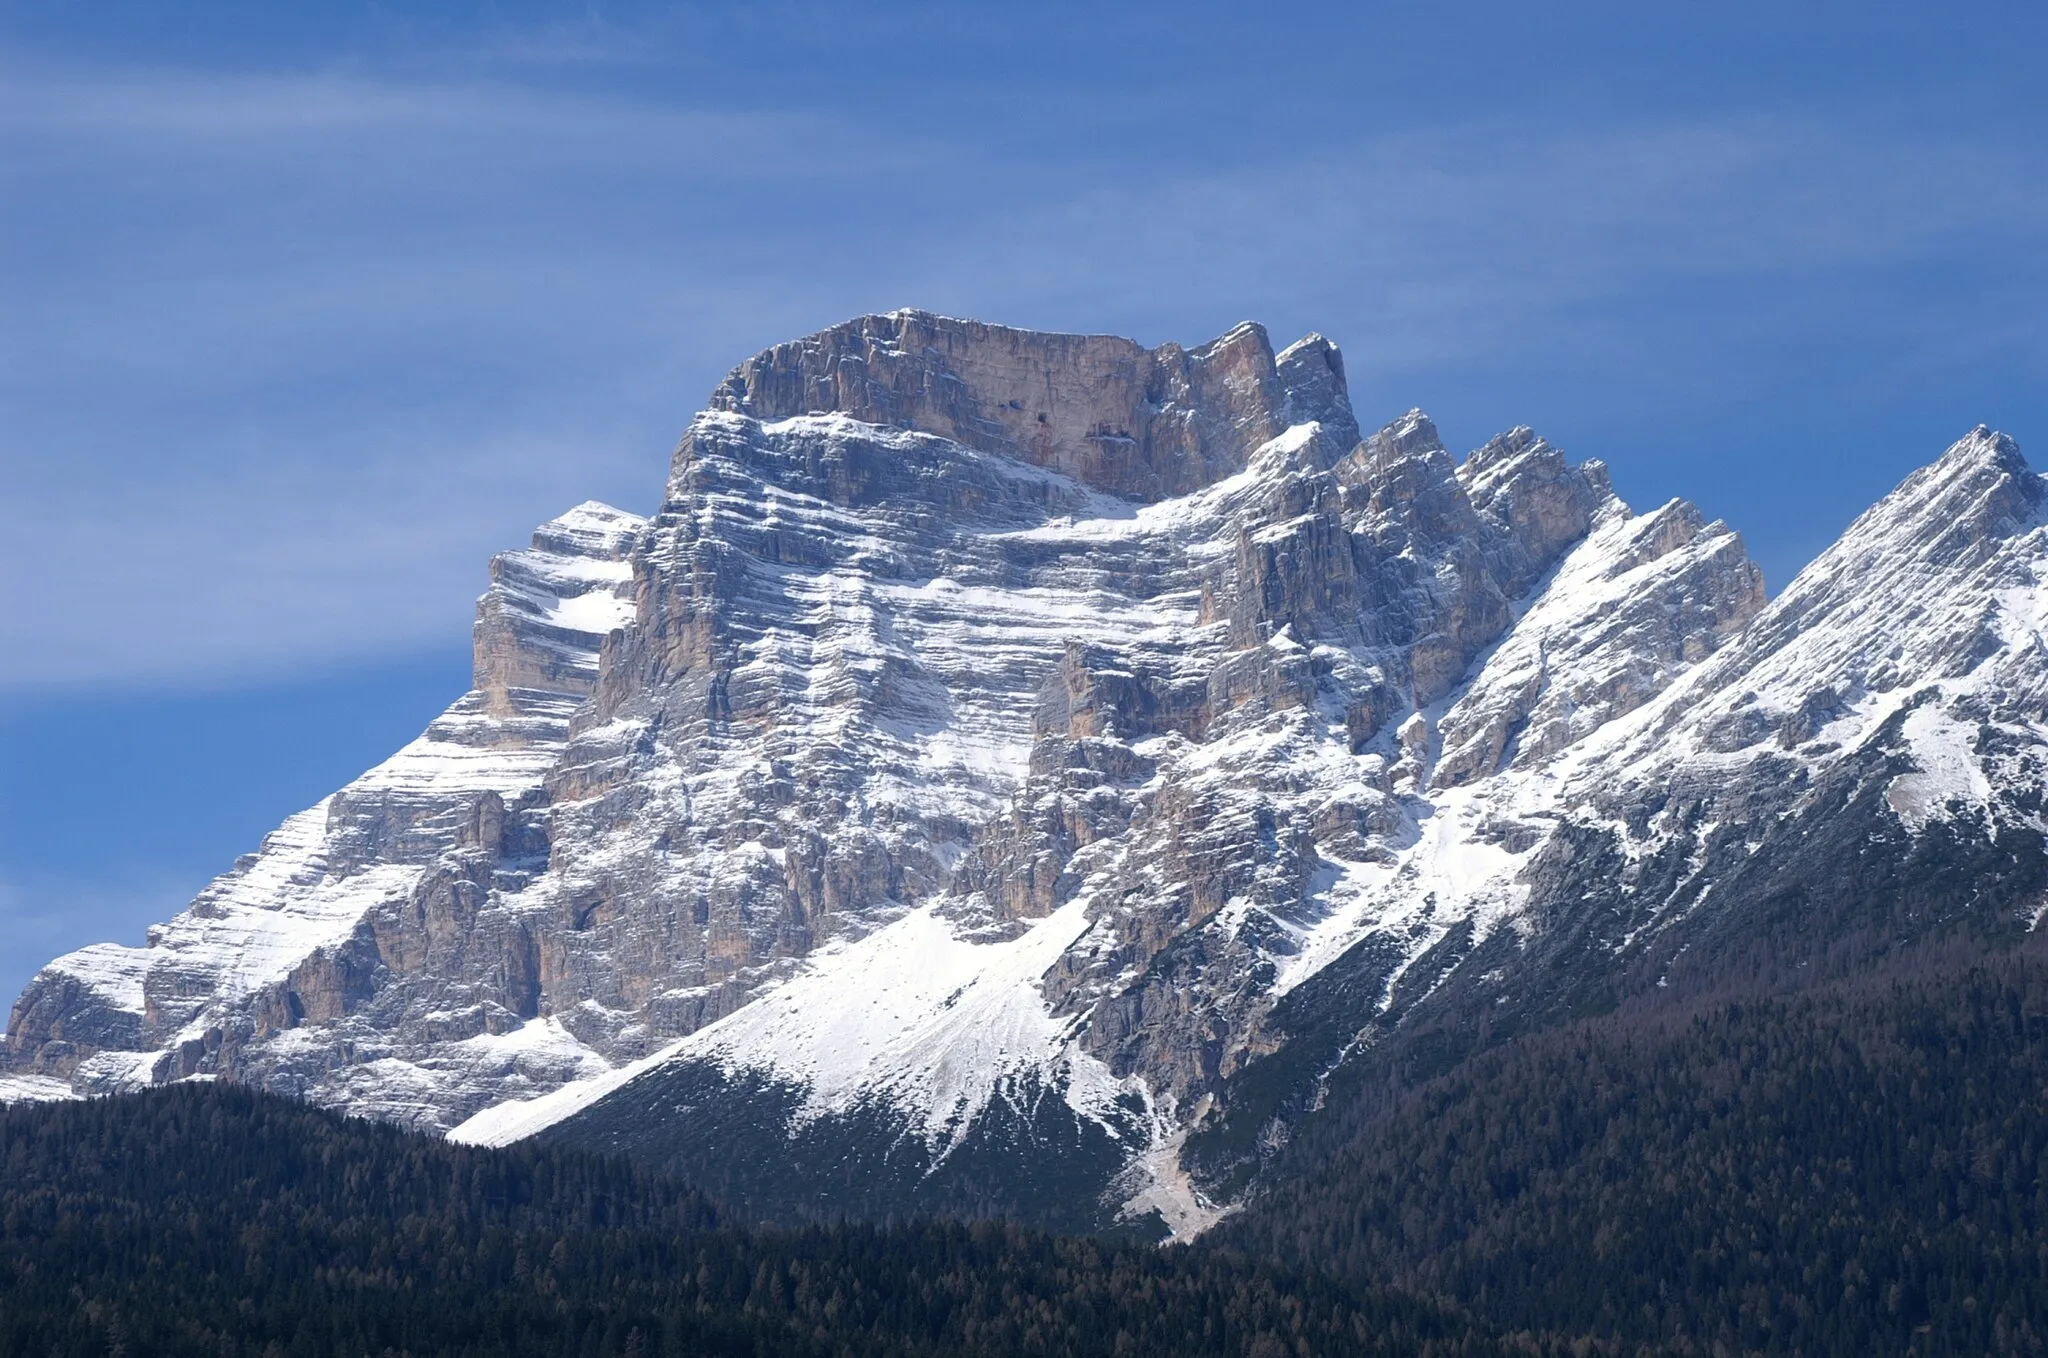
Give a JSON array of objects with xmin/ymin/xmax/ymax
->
[{"xmin": 16, "ymin": 311, "xmax": 2048, "ymax": 1238}]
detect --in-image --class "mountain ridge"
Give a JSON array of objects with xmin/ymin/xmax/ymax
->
[{"xmin": 8, "ymin": 310, "xmax": 2045, "ymax": 1241}]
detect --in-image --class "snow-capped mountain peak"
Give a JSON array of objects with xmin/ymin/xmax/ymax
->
[{"xmin": 11, "ymin": 314, "xmax": 2046, "ymax": 1239}]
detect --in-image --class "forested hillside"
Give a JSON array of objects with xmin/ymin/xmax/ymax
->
[
  {"xmin": 13, "ymin": 956, "xmax": 2048, "ymax": 1356},
  {"xmin": 1220, "ymin": 948, "xmax": 2048, "ymax": 1357},
  {"xmin": 0, "ymin": 1084, "xmax": 1577, "ymax": 1358}
]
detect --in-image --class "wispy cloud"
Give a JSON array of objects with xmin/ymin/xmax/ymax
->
[
  {"xmin": 0, "ymin": 62, "xmax": 928, "ymax": 691},
  {"xmin": 4, "ymin": 46, "xmax": 2045, "ymax": 692},
  {"xmin": 906, "ymin": 116, "xmax": 2048, "ymax": 367}
]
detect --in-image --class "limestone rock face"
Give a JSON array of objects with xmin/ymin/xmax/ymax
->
[
  {"xmin": 710, "ymin": 312, "xmax": 1356, "ymax": 501},
  {"xmin": 14, "ymin": 310, "xmax": 2045, "ymax": 1241},
  {"xmin": 1431, "ymin": 497, "xmax": 1765, "ymax": 788}
]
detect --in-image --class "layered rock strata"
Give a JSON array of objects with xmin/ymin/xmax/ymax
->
[{"xmin": 11, "ymin": 311, "xmax": 2042, "ymax": 1239}]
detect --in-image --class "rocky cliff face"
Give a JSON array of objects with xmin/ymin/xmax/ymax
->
[
  {"xmin": 9, "ymin": 311, "xmax": 2045, "ymax": 1239},
  {"xmin": 3, "ymin": 502, "xmax": 644, "ymax": 1117},
  {"xmin": 707, "ymin": 312, "xmax": 1357, "ymax": 500}
]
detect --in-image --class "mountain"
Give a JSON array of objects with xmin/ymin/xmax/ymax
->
[{"xmin": 8, "ymin": 311, "xmax": 2047, "ymax": 1244}]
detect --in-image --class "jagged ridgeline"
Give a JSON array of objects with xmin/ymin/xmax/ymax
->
[{"xmin": 8, "ymin": 311, "xmax": 2048, "ymax": 1243}]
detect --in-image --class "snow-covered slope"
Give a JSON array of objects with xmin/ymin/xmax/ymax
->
[
  {"xmin": 453, "ymin": 895, "xmax": 1121, "ymax": 1153},
  {"xmin": 11, "ymin": 312, "xmax": 2048, "ymax": 1239}
]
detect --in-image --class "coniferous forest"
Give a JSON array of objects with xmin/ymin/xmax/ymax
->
[
  {"xmin": 11, "ymin": 949, "xmax": 2048, "ymax": 1355},
  {"xmin": 11, "ymin": 953, "xmax": 2048, "ymax": 1355},
  {"xmin": 0, "ymin": 1083, "xmax": 1567, "ymax": 1358},
  {"xmin": 1221, "ymin": 950, "xmax": 2048, "ymax": 1357}
]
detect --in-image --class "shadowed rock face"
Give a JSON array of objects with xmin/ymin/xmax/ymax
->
[{"xmin": 21, "ymin": 309, "xmax": 2042, "ymax": 1240}]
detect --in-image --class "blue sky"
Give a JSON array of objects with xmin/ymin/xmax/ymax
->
[{"xmin": 4, "ymin": 0, "xmax": 2047, "ymax": 1008}]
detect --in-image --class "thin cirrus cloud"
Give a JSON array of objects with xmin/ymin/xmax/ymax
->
[
  {"xmin": 944, "ymin": 119, "xmax": 2048, "ymax": 361},
  {"xmin": 4, "ymin": 52, "xmax": 2046, "ymax": 695}
]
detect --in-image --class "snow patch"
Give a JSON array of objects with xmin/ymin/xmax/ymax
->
[
  {"xmin": 1887, "ymin": 703, "xmax": 1992, "ymax": 829},
  {"xmin": 455, "ymin": 897, "xmax": 1128, "ymax": 1158},
  {"xmin": 0, "ymin": 1074, "xmax": 81, "ymax": 1104}
]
